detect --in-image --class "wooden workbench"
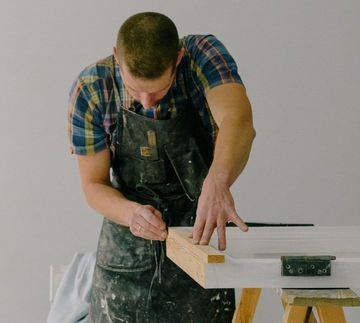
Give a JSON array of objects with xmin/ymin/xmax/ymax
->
[{"xmin": 166, "ymin": 226, "xmax": 360, "ymax": 322}]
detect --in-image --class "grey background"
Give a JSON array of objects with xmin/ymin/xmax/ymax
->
[{"xmin": 1, "ymin": 0, "xmax": 359, "ymax": 322}]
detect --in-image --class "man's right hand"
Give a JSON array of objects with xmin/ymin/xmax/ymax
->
[
  {"xmin": 77, "ymin": 149, "xmax": 167, "ymax": 241},
  {"xmin": 129, "ymin": 204, "xmax": 168, "ymax": 241}
]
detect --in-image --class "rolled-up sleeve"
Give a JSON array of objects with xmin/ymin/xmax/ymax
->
[
  {"xmin": 185, "ymin": 34, "xmax": 243, "ymax": 94},
  {"xmin": 67, "ymin": 79, "xmax": 108, "ymax": 155}
]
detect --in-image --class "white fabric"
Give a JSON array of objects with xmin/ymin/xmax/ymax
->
[{"xmin": 46, "ymin": 252, "xmax": 96, "ymax": 323}]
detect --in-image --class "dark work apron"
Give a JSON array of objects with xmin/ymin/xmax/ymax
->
[{"xmin": 89, "ymin": 72, "xmax": 235, "ymax": 323}]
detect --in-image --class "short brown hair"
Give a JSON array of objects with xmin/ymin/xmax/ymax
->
[{"xmin": 116, "ymin": 12, "xmax": 179, "ymax": 79}]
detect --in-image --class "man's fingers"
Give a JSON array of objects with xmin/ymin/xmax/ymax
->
[
  {"xmin": 144, "ymin": 220, "xmax": 167, "ymax": 240},
  {"xmin": 142, "ymin": 228, "xmax": 167, "ymax": 241},
  {"xmin": 216, "ymin": 223, "xmax": 226, "ymax": 251},
  {"xmin": 191, "ymin": 219, "xmax": 206, "ymax": 244},
  {"xmin": 153, "ymin": 209, "xmax": 166, "ymax": 230},
  {"xmin": 229, "ymin": 212, "xmax": 248, "ymax": 232},
  {"xmin": 138, "ymin": 205, "xmax": 166, "ymax": 230},
  {"xmin": 140, "ymin": 229, "xmax": 166, "ymax": 241},
  {"xmin": 199, "ymin": 225, "xmax": 215, "ymax": 246},
  {"xmin": 133, "ymin": 205, "xmax": 167, "ymax": 240},
  {"xmin": 132, "ymin": 218, "xmax": 167, "ymax": 240}
]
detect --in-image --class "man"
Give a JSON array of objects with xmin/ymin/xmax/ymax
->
[{"xmin": 68, "ymin": 12, "xmax": 255, "ymax": 323}]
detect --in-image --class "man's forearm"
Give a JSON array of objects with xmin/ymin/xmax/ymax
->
[
  {"xmin": 208, "ymin": 114, "xmax": 256, "ymax": 187},
  {"xmin": 76, "ymin": 148, "xmax": 166, "ymax": 241},
  {"xmin": 192, "ymin": 112, "xmax": 254, "ymax": 249},
  {"xmin": 82, "ymin": 181, "xmax": 139, "ymax": 226}
]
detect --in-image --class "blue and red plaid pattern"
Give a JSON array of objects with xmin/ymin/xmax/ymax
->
[{"xmin": 68, "ymin": 34, "xmax": 243, "ymax": 155}]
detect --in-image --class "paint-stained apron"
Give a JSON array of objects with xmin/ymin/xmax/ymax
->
[{"xmin": 89, "ymin": 90, "xmax": 235, "ymax": 322}]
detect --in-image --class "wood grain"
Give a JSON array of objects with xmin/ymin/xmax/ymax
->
[
  {"xmin": 167, "ymin": 227, "xmax": 224, "ymax": 263},
  {"xmin": 232, "ymin": 288, "xmax": 261, "ymax": 323},
  {"xmin": 278, "ymin": 288, "xmax": 360, "ymax": 307}
]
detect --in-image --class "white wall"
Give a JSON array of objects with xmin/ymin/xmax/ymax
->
[{"xmin": 0, "ymin": 1, "xmax": 359, "ymax": 322}]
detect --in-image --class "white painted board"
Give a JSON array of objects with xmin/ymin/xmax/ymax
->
[{"xmin": 175, "ymin": 226, "xmax": 360, "ymax": 289}]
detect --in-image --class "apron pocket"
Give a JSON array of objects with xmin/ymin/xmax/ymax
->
[
  {"xmin": 96, "ymin": 219, "xmax": 154, "ymax": 272},
  {"xmin": 117, "ymin": 156, "xmax": 167, "ymax": 185},
  {"xmin": 165, "ymin": 140, "xmax": 209, "ymax": 201}
]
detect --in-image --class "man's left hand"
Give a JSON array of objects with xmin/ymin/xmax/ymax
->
[{"xmin": 190, "ymin": 174, "xmax": 248, "ymax": 251}]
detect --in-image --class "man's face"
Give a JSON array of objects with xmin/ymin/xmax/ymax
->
[{"xmin": 119, "ymin": 63, "xmax": 175, "ymax": 109}]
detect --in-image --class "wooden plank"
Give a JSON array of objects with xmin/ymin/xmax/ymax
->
[
  {"xmin": 167, "ymin": 226, "xmax": 360, "ymax": 289},
  {"xmin": 280, "ymin": 292, "xmax": 317, "ymax": 322},
  {"xmin": 166, "ymin": 231, "xmax": 206, "ymax": 287},
  {"xmin": 278, "ymin": 288, "xmax": 360, "ymax": 307},
  {"xmin": 308, "ymin": 310, "xmax": 318, "ymax": 323},
  {"xmin": 232, "ymin": 288, "xmax": 261, "ymax": 323},
  {"xmin": 281, "ymin": 304, "xmax": 310, "ymax": 323},
  {"xmin": 167, "ymin": 227, "xmax": 224, "ymax": 263},
  {"xmin": 316, "ymin": 306, "xmax": 346, "ymax": 323},
  {"xmin": 166, "ymin": 227, "xmax": 225, "ymax": 287}
]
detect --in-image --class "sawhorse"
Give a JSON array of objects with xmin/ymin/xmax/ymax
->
[{"xmin": 232, "ymin": 288, "xmax": 360, "ymax": 323}]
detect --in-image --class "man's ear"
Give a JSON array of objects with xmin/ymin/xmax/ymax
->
[
  {"xmin": 113, "ymin": 47, "xmax": 120, "ymax": 65},
  {"xmin": 176, "ymin": 47, "xmax": 185, "ymax": 66}
]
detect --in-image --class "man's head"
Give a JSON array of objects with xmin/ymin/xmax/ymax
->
[{"xmin": 113, "ymin": 12, "xmax": 184, "ymax": 108}]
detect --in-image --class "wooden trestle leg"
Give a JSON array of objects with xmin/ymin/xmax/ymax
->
[
  {"xmin": 316, "ymin": 306, "xmax": 346, "ymax": 323},
  {"xmin": 278, "ymin": 288, "xmax": 360, "ymax": 323},
  {"xmin": 232, "ymin": 288, "xmax": 262, "ymax": 323}
]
